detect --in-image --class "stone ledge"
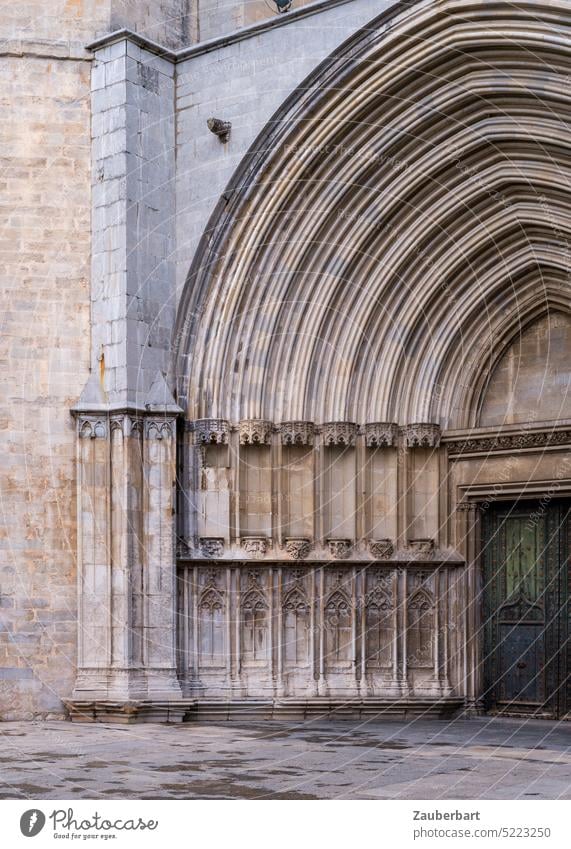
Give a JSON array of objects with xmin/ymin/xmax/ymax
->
[{"xmin": 186, "ymin": 697, "xmax": 464, "ymax": 722}]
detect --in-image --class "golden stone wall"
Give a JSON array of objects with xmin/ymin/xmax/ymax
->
[{"xmin": 0, "ymin": 54, "xmax": 91, "ymax": 718}]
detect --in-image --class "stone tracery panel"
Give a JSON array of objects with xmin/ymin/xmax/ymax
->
[{"xmin": 177, "ymin": 564, "xmax": 458, "ymax": 700}]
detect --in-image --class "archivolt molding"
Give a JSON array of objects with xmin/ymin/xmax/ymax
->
[{"xmin": 174, "ymin": 0, "xmax": 571, "ymax": 431}]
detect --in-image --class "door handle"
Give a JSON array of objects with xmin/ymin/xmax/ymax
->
[{"xmin": 517, "ymin": 661, "xmax": 527, "ymax": 669}]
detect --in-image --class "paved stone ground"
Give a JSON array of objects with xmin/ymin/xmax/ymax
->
[{"xmin": 0, "ymin": 717, "xmax": 569, "ymax": 800}]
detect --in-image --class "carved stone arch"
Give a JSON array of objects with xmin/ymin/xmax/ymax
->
[
  {"xmin": 241, "ymin": 586, "xmax": 269, "ymax": 663},
  {"xmin": 282, "ymin": 582, "xmax": 310, "ymax": 668},
  {"xmin": 476, "ymin": 306, "xmax": 571, "ymax": 428},
  {"xmin": 364, "ymin": 581, "xmax": 394, "ymax": 670},
  {"xmin": 443, "ymin": 289, "xmax": 571, "ymax": 429},
  {"xmin": 241, "ymin": 587, "xmax": 268, "ymax": 611},
  {"xmin": 365, "ymin": 585, "xmax": 392, "ymax": 612},
  {"xmin": 283, "ymin": 584, "xmax": 309, "ymax": 612},
  {"xmin": 198, "ymin": 584, "xmax": 226, "ymax": 667},
  {"xmin": 173, "ymin": 0, "xmax": 571, "ymax": 428}
]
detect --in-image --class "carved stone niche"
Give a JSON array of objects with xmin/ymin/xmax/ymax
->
[
  {"xmin": 285, "ymin": 537, "xmax": 312, "ymax": 560},
  {"xmin": 239, "ymin": 419, "xmax": 273, "ymax": 445},
  {"xmin": 322, "ymin": 422, "xmax": 357, "ymax": 447},
  {"xmin": 327, "ymin": 539, "xmax": 353, "ymax": 560},
  {"xmin": 369, "ymin": 539, "xmax": 395, "ymax": 560},
  {"xmin": 241, "ymin": 536, "xmax": 269, "ymax": 559},
  {"xmin": 364, "ymin": 422, "xmax": 399, "ymax": 448},
  {"xmin": 280, "ymin": 421, "xmax": 315, "ymax": 446},
  {"xmin": 407, "ymin": 538, "xmax": 435, "ymax": 560},
  {"xmin": 194, "ymin": 418, "xmax": 230, "ymax": 445},
  {"xmin": 200, "ymin": 537, "xmax": 225, "ymax": 558},
  {"xmin": 404, "ymin": 423, "xmax": 442, "ymax": 448}
]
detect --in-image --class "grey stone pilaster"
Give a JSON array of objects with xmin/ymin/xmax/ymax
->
[{"xmin": 90, "ymin": 37, "xmax": 176, "ymax": 407}]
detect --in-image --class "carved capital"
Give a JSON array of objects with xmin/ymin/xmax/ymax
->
[
  {"xmin": 241, "ymin": 536, "xmax": 268, "ymax": 559},
  {"xmin": 322, "ymin": 422, "xmax": 357, "ymax": 447},
  {"xmin": 369, "ymin": 539, "xmax": 394, "ymax": 559},
  {"xmin": 199, "ymin": 537, "xmax": 224, "ymax": 558},
  {"xmin": 280, "ymin": 421, "xmax": 315, "ymax": 446},
  {"xmin": 364, "ymin": 422, "xmax": 399, "ymax": 448},
  {"xmin": 404, "ymin": 423, "xmax": 441, "ymax": 448},
  {"xmin": 285, "ymin": 537, "xmax": 312, "ymax": 560},
  {"xmin": 78, "ymin": 417, "xmax": 108, "ymax": 439},
  {"xmin": 407, "ymin": 538, "xmax": 435, "ymax": 560},
  {"xmin": 194, "ymin": 418, "xmax": 230, "ymax": 445},
  {"xmin": 327, "ymin": 539, "xmax": 353, "ymax": 560},
  {"xmin": 176, "ymin": 537, "xmax": 192, "ymax": 558},
  {"xmin": 239, "ymin": 419, "xmax": 273, "ymax": 445},
  {"xmin": 145, "ymin": 419, "xmax": 174, "ymax": 440}
]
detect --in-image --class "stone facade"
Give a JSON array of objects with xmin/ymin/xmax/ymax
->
[{"xmin": 1, "ymin": 0, "xmax": 571, "ymax": 721}]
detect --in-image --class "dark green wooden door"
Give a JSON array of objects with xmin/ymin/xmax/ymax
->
[{"xmin": 482, "ymin": 501, "xmax": 569, "ymax": 719}]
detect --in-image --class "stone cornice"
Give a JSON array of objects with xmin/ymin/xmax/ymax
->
[{"xmin": 71, "ymin": 403, "xmax": 182, "ymax": 417}]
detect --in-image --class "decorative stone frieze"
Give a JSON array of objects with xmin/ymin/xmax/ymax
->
[
  {"xmin": 369, "ymin": 539, "xmax": 395, "ymax": 559},
  {"xmin": 194, "ymin": 418, "xmax": 230, "ymax": 445},
  {"xmin": 407, "ymin": 539, "xmax": 435, "ymax": 560},
  {"xmin": 199, "ymin": 537, "xmax": 225, "ymax": 558},
  {"xmin": 280, "ymin": 421, "xmax": 315, "ymax": 446},
  {"xmin": 239, "ymin": 419, "xmax": 273, "ymax": 445},
  {"xmin": 364, "ymin": 422, "xmax": 399, "ymax": 448},
  {"xmin": 285, "ymin": 537, "xmax": 312, "ymax": 560},
  {"xmin": 322, "ymin": 422, "xmax": 357, "ymax": 447},
  {"xmin": 327, "ymin": 539, "xmax": 353, "ymax": 559},
  {"xmin": 404, "ymin": 423, "xmax": 441, "ymax": 448},
  {"xmin": 241, "ymin": 536, "xmax": 269, "ymax": 558},
  {"xmin": 447, "ymin": 429, "xmax": 571, "ymax": 456}
]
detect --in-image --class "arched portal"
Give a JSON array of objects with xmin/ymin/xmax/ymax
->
[{"xmin": 174, "ymin": 0, "xmax": 571, "ymax": 718}]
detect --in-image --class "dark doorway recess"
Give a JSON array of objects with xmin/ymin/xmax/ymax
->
[{"xmin": 482, "ymin": 500, "xmax": 569, "ymax": 719}]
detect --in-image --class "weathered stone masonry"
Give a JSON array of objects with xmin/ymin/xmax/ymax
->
[{"xmin": 2, "ymin": 0, "xmax": 570, "ymax": 721}]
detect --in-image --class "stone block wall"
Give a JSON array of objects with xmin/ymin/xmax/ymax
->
[{"xmin": 0, "ymin": 54, "xmax": 91, "ymax": 719}]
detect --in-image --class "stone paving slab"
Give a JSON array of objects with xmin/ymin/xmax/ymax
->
[{"xmin": 0, "ymin": 717, "xmax": 569, "ymax": 800}]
